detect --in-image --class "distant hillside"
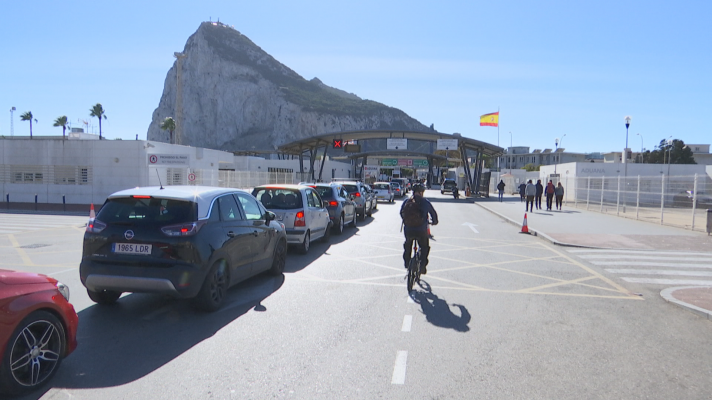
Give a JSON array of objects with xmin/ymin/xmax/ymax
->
[{"xmin": 146, "ymin": 22, "xmax": 428, "ymax": 151}]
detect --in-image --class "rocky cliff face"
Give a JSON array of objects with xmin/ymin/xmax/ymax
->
[{"xmin": 146, "ymin": 22, "xmax": 428, "ymax": 151}]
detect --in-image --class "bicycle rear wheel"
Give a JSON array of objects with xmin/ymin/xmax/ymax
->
[{"xmin": 407, "ymin": 258, "xmax": 417, "ymax": 292}]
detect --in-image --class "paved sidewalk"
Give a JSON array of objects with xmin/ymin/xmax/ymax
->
[{"xmin": 475, "ymin": 195, "xmax": 712, "ymax": 320}]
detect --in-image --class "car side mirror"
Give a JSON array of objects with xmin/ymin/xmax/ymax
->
[
  {"xmin": 265, "ymin": 211, "xmax": 276, "ymax": 223},
  {"xmin": 323, "ymin": 200, "xmax": 330, "ymax": 208}
]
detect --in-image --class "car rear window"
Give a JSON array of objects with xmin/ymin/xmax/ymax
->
[
  {"xmin": 342, "ymin": 184, "xmax": 358, "ymax": 193},
  {"xmin": 315, "ymin": 186, "xmax": 335, "ymax": 199},
  {"xmin": 252, "ymin": 188, "xmax": 304, "ymax": 209},
  {"xmin": 374, "ymin": 184, "xmax": 390, "ymax": 190},
  {"xmin": 98, "ymin": 197, "xmax": 196, "ymax": 225}
]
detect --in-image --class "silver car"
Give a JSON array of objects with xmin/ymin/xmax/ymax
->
[
  {"xmin": 373, "ymin": 182, "xmax": 395, "ymax": 203},
  {"xmin": 339, "ymin": 181, "xmax": 374, "ymax": 220},
  {"xmin": 252, "ymin": 185, "xmax": 332, "ymax": 254}
]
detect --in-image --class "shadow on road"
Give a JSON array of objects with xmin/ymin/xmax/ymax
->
[
  {"xmin": 411, "ymin": 286, "xmax": 471, "ymax": 332},
  {"xmin": 20, "ymin": 274, "xmax": 285, "ymax": 399}
]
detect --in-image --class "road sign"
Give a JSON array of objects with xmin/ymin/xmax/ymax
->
[
  {"xmin": 332, "ymin": 139, "xmax": 343, "ymax": 148},
  {"xmin": 147, "ymin": 154, "xmax": 189, "ymax": 166},
  {"xmin": 344, "ymin": 143, "xmax": 361, "ymax": 153},
  {"xmin": 413, "ymin": 159, "xmax": 428, "ymax": 167},
  {"xmin": 188, "ymin": 173, "xmax": 196, "ymax": 182},
  {"xmin": 437, "ymin": 139, "xmax": 458, "ymax": 150},
  {"xmin": 397, "ymin": 159, "xmax": 413, "ymax": 166},
  {"xmin": 387, "ymin": 138, "xmax": 408, "ymax": 150}
]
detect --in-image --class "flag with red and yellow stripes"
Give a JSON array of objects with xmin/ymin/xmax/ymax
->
[{"xmin": 479, "ymin": 112, "xmax": 499, "ymax": 127}]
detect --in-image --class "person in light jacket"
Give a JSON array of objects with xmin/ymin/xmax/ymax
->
[
  {"xmin": 525, "ymin": 180, "xmax": 536, "ymax": 212},
  {"xmin": 555, "ymin": 182, "xmax": 565, "ymax": 210}
]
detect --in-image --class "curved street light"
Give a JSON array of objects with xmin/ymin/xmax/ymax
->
[{"xmin": 636, "ymin": 133, "xmax": 644, "ymax": 163}]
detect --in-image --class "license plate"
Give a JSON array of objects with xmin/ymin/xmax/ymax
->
[
  {"xmin": 377, "ymin": 195, "xmax": 385, "ymax": 199},
  {"xmin": 112, "ymin": 243, "xmax": 152, "ymax": 255}
]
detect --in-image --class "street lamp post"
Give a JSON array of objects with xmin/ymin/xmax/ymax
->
[
  {"xmin": 623, "ymin": 116, "xmax": 632, "ymax": 212},
  {"xmin": 636, "ymin": 133, "xmax": 644, "ymax": 163},
  {"xmin": 9, "ymin": 107, "xmax": 16, "ymax": 137},
  {"xmin": 554, "ymin": 134, "xmax": 565, "ymax": 175}
]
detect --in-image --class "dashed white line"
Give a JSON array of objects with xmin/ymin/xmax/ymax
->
[
  {"xmin": 592, "ymin": 261, "xmax": 712, "ymax": 269},
  {"xmin": 391, "ymin": 351, "xmax": 408, "ymax": 384},
  {"xmin": 622, "ymin": 278, "xmax": 712, "ymax": 285},
  {"xmin": 401, "ymin": 315, "xmax": 412, "ymax": 332},
  {"xmin": 606, "ymin": 269, "xmax": 712, "ymax": 277}
]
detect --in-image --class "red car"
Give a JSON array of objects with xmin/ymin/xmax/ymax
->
[{"xmin": 0, "ymin": 269, "xmax": 78, "ymax": 396}]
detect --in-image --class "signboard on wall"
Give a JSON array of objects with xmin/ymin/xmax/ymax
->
[
  {"xmin": 148, "ymin": 154, "xmax": 190, "ymax": 166},
  {"xmin": 397, "ymin": 159, "xmax": 413, "ymax": 166},
  {"xmin": 387, "ymin": 138, "xmax": 408, "ymax": 150},
  {"xmin": 363, "ymin": 166, "xmax": 379, "ymax": 180},
  {"xmin": 437, "ymin": 139, "xmax": 458, "ymax": 150}
]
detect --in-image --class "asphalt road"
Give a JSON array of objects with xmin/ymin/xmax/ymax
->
[{"xmin": 3, "ymin": 191, "xmax": 712, "ymax": 399}]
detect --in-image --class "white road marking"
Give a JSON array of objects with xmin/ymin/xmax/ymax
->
[
  {"xmin": 622, "ymin": 278, "xmax": 712, "ymax": 285},
  {"xmin": 461, "ymin": 222, "xmax": 479, "ymax": 234},
  {"xmin": 592, "ymin": 261, "xmax": 712, "ymax": 268},
  {"xmin": 579, "ymin": 255, "xmax": 711, "ymax": 262},
  {"xmin": 407, "ymin": 296, "xmax": 415, "ymax": 304},
  {"xmin": 401, "ymin": 315, "xmax": 412, "ymax": 332},
  {"xmin": 606, "ymin": 269, "xmax": 712, "ymax": 277},
  {"xmin": 568, "ymin": 249, "xmax": 712, "ymax": 256},
  {"xmin": 391, "ymin": 351, "xmax": 408, "ymax": 384}
]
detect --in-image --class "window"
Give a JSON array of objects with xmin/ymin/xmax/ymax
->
[
  {"xmin": 11, "ymin": 166, "xmax": 45, "ymax": 184},
  {"xmin": 54, "ymin": 166, "xmax": 77, "ymax": 184},
  {"xmin": 217, "ymin": 194, "xmax": 243, "ymax": 221},
  {"xmin": 98, "ymin": 197, "xmax": 196, "ymax": 225},
  {"xmin": 306, "ymin": 190, "xmax": 318, "ymax": 208},
  {"xmin": 167, "ymin": 168, "xmax": 184, "ymax": 185},
  {"xmin": 235, "ymin": 193, "xmax": 263, "ymax": 220},
  {"xmin": 80, "ymin": 167, "xmax": 91, "ymax": 185}
]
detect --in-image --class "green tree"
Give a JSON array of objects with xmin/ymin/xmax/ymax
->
[
  {"xmin": 522, "ymin": 163, "xmax": 540, "ymax": 172},
  {"xmin": 647, "ymin": 139, "xmax": 696, "ymax": 164},
  {"xmin": 160, "ymin": 117, "xmax": 176, "ymax": 144},
  {"xmin": 20, "ymin": 111, "xmax": 37, "ymax": 139},
  {"xmin": 53, "ymin": 115, "xmax": 69, "ymax": 138},
  {"xmin": 89, "ymin": 103, "xmax": 107, "ymax": 140}
]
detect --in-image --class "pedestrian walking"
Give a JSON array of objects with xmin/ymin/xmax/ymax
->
[
  {"xmin": 535, "ymin": 179, "xmax": 543, "ymax": 210},
  {"xmin": 555, "ymin": 182, "xmax": 565, "ymax": 210},
  {"xmin": 518, "ymin": 182, "xmax": 526, "ymax": 202},
  {"xmin": 545, "ymin": 180, "xmax": 555, "ymax": 211},
  {"xmin": 497, "ymin": 180, "xmax": 506, "ymax": 202},
  {"xmin": 525, "ymin": 180, "xmax": 536, "ymax": 212}
]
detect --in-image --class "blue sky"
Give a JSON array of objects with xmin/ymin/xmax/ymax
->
[{"xmin": 1, "ymin": 0, "xmax": 710, "ymax": 154}]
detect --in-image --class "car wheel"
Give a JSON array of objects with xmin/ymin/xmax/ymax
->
[
  {"xmin": 367, "ymin": 205, "xmax": 373, "ymax": 217},
  {"xmin": 359, "ymin": 208, "xmax": 366, "ymax": 221},
  {"xmin": 321, "ymin": 223, "xmax": 332, "ymax": 242},
  {"xmin": 334, "ymin": 214, "xmax": 344, "ymax": 235},
  {"xmin": 373, "ymin": 201, "xmax": 378, "ymax": 210},
  {"xmin": 441, "ymin": 190, "xmax": 444, "ymax": 194},
  {"xmin": 87, "ymin": 289, "xmax": 121, "ymax": 305},
  {"xmin": 350, "ymin": 211, "xmax": 357, "ymax": 227},
  {"xmin": 195, "ymin": 260, "xmax": 229, "ymax": 312},
  {"xmin": 298, "ymin": 231, "xmax": 310, "ymax": 254},
  {"xmin": 0, "ymin": 311, "xmax": 66, "ymax": 396},
  {"xmin": 268, "ymin": 239, "xmax": 287, "ymax": 276}
]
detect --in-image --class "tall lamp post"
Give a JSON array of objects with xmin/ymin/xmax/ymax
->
[
  {"xmin": 636, "ymin": 133, "xmax": 644, "ymax": 163},
  {"xmin": 554, "ymin": 134, "xmax": 565, "ymax": 174},
  {"xmin": 9, "ymin": 107, "xmax": 16, "ymax": 137},
  {"xmin": 623, "ymin": 116, "xmax": 631, "ymax": 211},
  {"xmin": 509, "ymin": 131, "xmax": 513, "ymax": 174}
]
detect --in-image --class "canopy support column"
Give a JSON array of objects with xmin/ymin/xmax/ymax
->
[{"xmin": 318, "ymin": 143, "xmax": 328, "ymax": 182}]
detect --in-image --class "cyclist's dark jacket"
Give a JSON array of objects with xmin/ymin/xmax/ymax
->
[{"xmin": 400, "ymin": 195, "xmax": 438, "ymax": 233}]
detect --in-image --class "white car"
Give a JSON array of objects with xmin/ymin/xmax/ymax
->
[
  {"xmin": 372, "ymin": 182, "xmax": 395, "ymax": 203},
  {"xmin": 252, "ymin": 184, "xmax": 332, "ymax": 254}
]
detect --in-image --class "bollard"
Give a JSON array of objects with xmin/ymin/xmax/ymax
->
[
  {"xmin": 63, "ymin": 195, "xmax": 66, "ymax": 212},
  {"xmin": 35, "ymin": 194, "xmax": 38, "ymax": 211},
  {"xmin": 707, "ymin": 209, "xmax": 712, "ymax": 236}
]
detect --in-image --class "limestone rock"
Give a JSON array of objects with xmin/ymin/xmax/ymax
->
[{"xmin": 147, "ymin": 22, "xmax": 428, "ymax": 151}]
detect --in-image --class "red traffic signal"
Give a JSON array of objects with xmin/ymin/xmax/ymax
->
[{"xmin": 332, "ymin": 139, "xmax": 343, "ymax": 148}]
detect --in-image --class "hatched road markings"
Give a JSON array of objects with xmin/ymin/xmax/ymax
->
[
  {"xmin": 0, "ymin": 214, "xmax": 87, "ymax": 234},
  {"xmin": 567, "ymin": 248, "xmax": 712, "ymax": 287}
]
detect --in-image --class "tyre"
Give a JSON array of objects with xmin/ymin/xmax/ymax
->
[
  {"xmin": 321, "ymin": 223, "xmax": 331, "ymax": 243},
  {"xmin": 298, "ymin": 231, "xmax": 310, "ymax": 254},
  {"xmin": 441, "ymin": 190, "xmax": 444, "ymax": 194},
  {"xmin": 407, "ymin": 258, "xmax": 417, "ymax": 293},
  {"xmin": 0, "ymin": 311, "xmax": 66, "ymax": 396},
  {"xmin": 87, "ymin": 289, "xmax": 121, "ymax": 305},
  {"xmin": 350, "ymin": 211, "xmax": 357, "ymax": 227},
  {"xmin": 358, "ymin": 207, "xmax": 365, "ymax": 221},
  {"xmin": 195, "ymin": 260, "xmax": 229, "ymax": 312},
  {"xmin": 334, "ymin": 214, "xmax": 344, "ymax": 235},
  {"xmin": 367, "ymin": 205, "xmax": 373, "ymax": 217},
  {"xmin": 268, "ymin": 239, "xmax": 287, "ymax": 276},
  {"xmin": 373, "ymin": 201, "xmax": 377, "ymax": 210}
]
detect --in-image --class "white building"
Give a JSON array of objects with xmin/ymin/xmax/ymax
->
[{"xmin": 0, "ymin": 137, "xmax": 352, "ymax": 207}]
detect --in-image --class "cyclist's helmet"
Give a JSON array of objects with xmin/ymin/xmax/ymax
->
[{"xmin": 412, "ymin": 184, "xmax": 425, "ymax": 193}]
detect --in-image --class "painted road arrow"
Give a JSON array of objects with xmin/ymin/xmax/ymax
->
[{"xmin": 462, "ymin": 222, "xmax": 479, "ymax": 234}]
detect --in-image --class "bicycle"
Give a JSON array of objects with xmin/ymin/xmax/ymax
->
[{"xmin": 406, "ymin": 240, "xmax": 422, "ymax": 293}]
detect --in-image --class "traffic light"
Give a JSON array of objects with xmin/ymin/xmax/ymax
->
[{"xmin": 332, "ymin": 139, "xmax": 343, "ymax": 149}]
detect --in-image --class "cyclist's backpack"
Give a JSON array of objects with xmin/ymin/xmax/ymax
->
[{"xmin": 401, "ymin": 197, "xmax": 425, "ymax": 227}]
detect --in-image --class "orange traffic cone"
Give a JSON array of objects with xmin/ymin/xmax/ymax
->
[
  {"xmin": 89, "ymin": 203, "xmax": 96, "ymax": 219},
  {"xmin": 519, "ymin": 213, "xmax": 530, "ymax": 234}
]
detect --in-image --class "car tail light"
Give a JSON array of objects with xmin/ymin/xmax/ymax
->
[
  {"xmin": 295, "ymin": 211, "xmax": 306, "ymax": 227},
  {"xmin": 86, "ymin": 218, "xmax": 107, "ymax": 233},
  {"xmin": 161, "ymin": 221, "xmax": 206, "ymax": 237},
  {"xmin": 329, "ymin": 201, "xmax": 338, "ymax": 207},
  {"xmin": 131, "ymin": 195, "xmax": 152, "ymax": 199},
  {"xmin": 354, "ymin": 192, "xmax": 361, "ymax": 197}
]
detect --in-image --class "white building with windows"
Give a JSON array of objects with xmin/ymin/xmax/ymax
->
[
  {"xmin": 499, "ymin": 147, "xmax": 588, "ymax": 170},
  {"xmin": 0, "ymin": 136, "xmax": 352, "ymax": 207}
]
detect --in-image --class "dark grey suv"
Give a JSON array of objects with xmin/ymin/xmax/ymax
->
[
  {"xmin": 80, "ymin": 186, "xmax": 287, "ymax": 311},
  {"xmin": 313, "ymin": 183, "xmax": 357, "ymax": 234}
]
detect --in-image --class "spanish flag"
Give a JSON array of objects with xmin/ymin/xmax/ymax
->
[{"xmin": 479, "ymin": 112, "xmax": 499, "ymax": 127}]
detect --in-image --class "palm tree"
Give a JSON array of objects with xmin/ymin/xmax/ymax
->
[
  {"xmin": 53, "ymin": 115, "xmax": 69, "ymax": 138},
  {"xmin": 20, "ymin": 111, "xmax": 37, "ymax": 139},
  {"xmin": 89, "ymin": 103, "xmax": 107, "ymax": 139},
  {"xmin": 160, "ymin": 117, "xmax": 176, "ymax": 144}
]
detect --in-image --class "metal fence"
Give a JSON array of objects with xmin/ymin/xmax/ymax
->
[
  {"xmin": 563, "ymin": 174, "xmax": 712, "ymax": 233},
  {"xmin": 171, "ymin": 170, "xmax": 313, "ymax": 190}
]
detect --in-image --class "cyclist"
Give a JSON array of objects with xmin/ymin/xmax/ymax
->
[{"xmin": 400, "ymin": 184, "xmax": 438, "ymax": 275}]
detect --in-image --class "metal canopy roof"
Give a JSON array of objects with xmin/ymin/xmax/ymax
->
[{"xmin": 277, "ymin": 130, "xmax": 503, "ymax": 156}]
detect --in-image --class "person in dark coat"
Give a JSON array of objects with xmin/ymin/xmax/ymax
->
[
  {"xmin": 535, "ymin": 179, "xmax": 544, "ymax": 210},
  {"xmin": 545, "ymin": 180, "xmax": 555, "ymax": 211},
  {"xmin": 518, "ymin": 182, "xmax": 526, "ymax": 202}
]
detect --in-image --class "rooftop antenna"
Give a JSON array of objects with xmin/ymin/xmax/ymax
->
[{"xmin": 156, "ymin": 169, "xmax": 164, "ymax": 190}]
